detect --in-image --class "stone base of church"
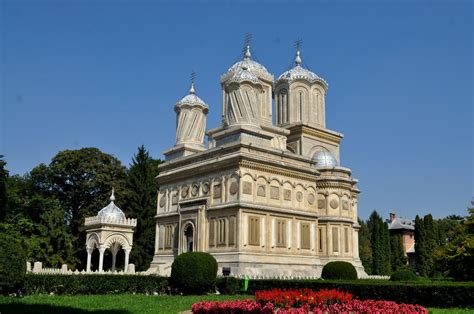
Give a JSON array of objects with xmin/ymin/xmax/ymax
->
[{"xmin": 148, "ymin": 252, "xmax": 367, "ymax": 278}]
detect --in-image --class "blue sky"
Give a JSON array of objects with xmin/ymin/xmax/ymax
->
[{"xmin": 1, "ymin": 1, "xmax": 472, "ymax": 219}]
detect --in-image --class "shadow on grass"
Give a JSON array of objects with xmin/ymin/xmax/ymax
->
[{"xmin": 0, "ymin": 303, "xmax": 131, "ymax": 314}]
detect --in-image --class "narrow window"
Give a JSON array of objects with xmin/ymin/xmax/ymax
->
[
  {"xmin": 318, "ymin": 228, "xmax": 323, "ymax": 252},
  {"xmin": 276, "ymin": 219, "xmax": 286, "ymax": 247},
  {"xmin": 344, "ymin": 228, "xmax": 349, "ymax": 253},
  {"xmin": 301, "ymin": 223, "xmax": 310, "ymax": 249},
  {"xmin": 332, "ymin": 227, "xmax": 339, "ymax": 252},
  {"xmin": 248, "ymin": 216, "xmax": 260, "ymax": 246},
  {"xmin": 217, "ymin": 218, "xmax": 227, "ymax": 245},
  {"xmin": 209, "ymin": 219, "xmax": 215, "ymax": 247},
  {"xmin": 228, "ymin": 216, "xmax": 236, "ymax": 246}
]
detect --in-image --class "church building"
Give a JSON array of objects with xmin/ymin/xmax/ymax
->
[{"xmin": 149, "ymin": 44, "xmax": 366, "ymax": 277}]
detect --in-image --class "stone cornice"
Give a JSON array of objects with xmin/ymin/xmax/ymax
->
[
  {"xmin": 287, "ymin": 124, "xmax": 343, "ymax": 144},
  {"xmin": 208, "ymin": 201, "xmax": 319, "ymax": 219}
]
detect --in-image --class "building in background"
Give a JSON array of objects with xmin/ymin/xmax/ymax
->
[
  {"xmin": 149, "ymin": 43, "xmax": 365, "ymax": 277},
  {"xmin": 386, "ymin": 213, "xmax": 416, "ymax": 266}
]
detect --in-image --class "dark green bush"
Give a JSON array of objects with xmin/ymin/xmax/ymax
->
[
  {"xmin": 24, "ymin": 274, "xmax": 167, "ymax": 295},
  {"xmin": 216, "ymin": 276, "xmax": 240, "ymax": 294},
  {"xmin": 321, "ymin": 261, "xmax": 357, "ymax": 280},
  {"xmin": 390, "ymin": 270, "xmax": 418, "ymax": 281},
  {"xmin": 0, "ymin": 234, "xmax": 26, "ymax": 294},
  {"xmin": 170, "ymin": 252, "xmax": 217, "ymax": 294}
]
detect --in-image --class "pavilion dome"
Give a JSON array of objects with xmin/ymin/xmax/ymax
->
[
  {"xmin": 221, "ymin": 45, "xmax": 273, "ymax": 83},
  {"xmin": 277, "ymin": 50, "xmax": 328, "ymax": 90},
  {"xmin": 313, "ymin": 151, "xmax": 338, "ymax": 167},
  {"xmin": 97, "ymin": 189, "xmax": 126, "ymax": 220}
]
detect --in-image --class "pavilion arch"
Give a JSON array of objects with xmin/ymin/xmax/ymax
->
[
  {"xmin": 86, "ymin": 233, "xmax": 100, "ymax": 250},
  {"xmin": 104, "ymin": 234, "xmax": 131, "ymax": 251}
]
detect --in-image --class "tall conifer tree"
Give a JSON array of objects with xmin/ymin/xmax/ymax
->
[
  {"xmin": 415, "ymin": 215, "xmax": 428, "ymax": 276},
  {"xmin": 126, "ymin": 146, "xmax": 161, "ymax": 271},
  {"xmin": 368, "ymin": 211, "xmax": 391, "ymax": 275}
]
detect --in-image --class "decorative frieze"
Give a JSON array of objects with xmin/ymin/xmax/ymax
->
[
  {"xmin": 243, "ymin": 181, "xmax": 253, "ymax": 195},
  {"xmin": 257, "ymin": 185, "xmax": 266, "ymax": 197},
  {"xmin": 270, "ymin": 186, "xmax": 280, "ymax": 200}
]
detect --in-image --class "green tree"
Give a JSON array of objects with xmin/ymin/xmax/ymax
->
[
  {"xmin": 423, "ymin": 214, "xmax": 436, "ymax": 276},
  {"xmin": 358, "ymin": 217, "xmax": 372, "ymax": 274},
  {"xmin": 125, "ymin": 146, "xmax": 161, "ymax": 271},
  {"xmin": 30, "ymin": 148, "xmax": 127, "ymax": 268},
  {"xmin": 368, "ymin": 211, "xmax": 391, "ymax": 275},
  {"xmin": 415, "ymin": 215, "xmax": 428, "ymax": 276},
  {"xmin": 0, "ymin": 156, "xmax": 8, "ymax": 220},
  {"xmin": 390, "ymin": 233, "xmax": 406, "ymax": 271}
]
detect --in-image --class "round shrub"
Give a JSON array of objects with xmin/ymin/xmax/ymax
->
[
  {"xmin": 170, "ymin": 252, "xmax": 218, "ymax": 294},
  {"xmin": 390, "ymin": 270, "xmax": 418, "ymax": 281},
  {"xmin": 0, "ymin": 234, "xmax": 26, "ymax": 294},
  {"xmin": 321, "ymin": 261, "xmax": 357, "ymax": 280}
]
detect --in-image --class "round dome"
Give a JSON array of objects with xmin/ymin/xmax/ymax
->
[
  {"xmin": 97, "ymin": 189, "xmax": 126, "ymax": 220},
  {"xmin": 176, "ymin": 83, "xmax": 208, "ymax": 108},
  {"xmin": 277, "ymin": 50, "xmax": 328, "ymax": 90},
  {"xmin": 313, "ymin": 151, "xmax": 338, "ymax": 167},
  {"xmin": 221, "ymin": 45, "xmax": 273, "ymax": 83},
  {"xmin": 225, "ymin": 66, "xmax": 261, "ymax": 85}
]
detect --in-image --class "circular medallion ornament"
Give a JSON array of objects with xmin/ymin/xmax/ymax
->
[
  {"xmin": 159, "ymin": 195, "xmax": 166, "ymax": 207},
  {"xmin": 202, "ymin": 182, "xmax": 210, "ymax": 194},
  {"xmin": 229, "ymin": 182, "xmax": 239, "ymax": 195},
  {"xmin": 181, "ymin": 186, "xmax": 189, "ymax": 198},
  {"xmin": 330, "ymin": 199, "xmax": 339, "ymax": 209},
  {"xmin": 296, "ymin": 191, "xmax": 303, "ymax": 202},
  {"xmin": 307, "ymin": 193, "xmax": 315, "ymax": 205},
  {"xmin": 191, "ymin": 185, "xmax": 199, "ymax": 196}
]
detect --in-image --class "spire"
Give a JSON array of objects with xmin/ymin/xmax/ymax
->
[
  {"xmin": 244, "ymin": 45, "xmax": 251, "ymax": 60},
  {"xmin": 189, "ymin": 70, "xmax": 196, "ymax": 94},
  {"xmin": 110, "ymin": 187, "xmax": 115, "ymax": 202},
  {"xmin": 295, "ymin": 38, "xmax": 303, "ymax": 66}
]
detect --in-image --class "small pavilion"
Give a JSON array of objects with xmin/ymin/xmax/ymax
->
[{"xmin": 84, "ymin": 189, "xmax": 137, "ymax": 273}]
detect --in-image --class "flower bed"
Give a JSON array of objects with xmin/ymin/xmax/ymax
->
[{"xmin": 191, "ymin": 288, "xmax": 428, "ymax": 313}]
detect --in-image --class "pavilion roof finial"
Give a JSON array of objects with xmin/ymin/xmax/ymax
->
[{"xmin": 110, "ymin": 187, "xmax": 115, "ymax": 202}]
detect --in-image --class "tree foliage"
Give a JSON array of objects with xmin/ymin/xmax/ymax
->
[
  {"xmin": 367, "ymin": 211, "xmax": 391, "ymax": 275},
  {"xmin": 0, "ymin": 156, "xmax": 8, "ymax": 220},
  {"xmin": 125, "ymin": 146, "xmax": 160, "ymax": 271},
  {"xmin": 358, "ymin": 218, "xmax": 372, "ymax": 274}
]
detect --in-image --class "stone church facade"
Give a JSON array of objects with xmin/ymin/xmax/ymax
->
[{"xmin": 149, "ymin": 45, "xmax": 365, "ymax": 277}]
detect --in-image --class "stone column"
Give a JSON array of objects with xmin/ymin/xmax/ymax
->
[
  {"xmin": 124, "ymin": 248, "xmax": 131, "ymax": 273},
  {"xmin": 98, "ymin": 247, "xmax": 106, "ymax": 272},
  {"xmin": 86, "ymin": 248, "xmax": 93, "ymax": 272}
]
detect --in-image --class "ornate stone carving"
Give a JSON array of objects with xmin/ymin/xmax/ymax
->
[
  {"xmin": 191, "ymin": 184, "xmax": 199, "ymax": 196},
  {"xmin": 171, "ymin": 193, "xmax": 178, "ymax": 205},
  {"xmin": 283, "ymin": 189, "xmax": 292, "ymax": 201},
  {"xmin": 307, "ymin": 193, "xmax": 315, "ymax": 205},
  {"xmin": 242, "ymin": 181, "xmax": 252, "ymax": 195},
  {"xmin": 342, "ymin": 200, "xmax": 349, "ymax": 210},
  {"xmin": 202, "ymin": 182, "xmax": 210, "ymax": 194},
  {"xmin": 181, "ymin": 186, "xmax": 189, "ymax": 198},
  {"xmin": 330, "ymin": 199, "xmax": 339, "ymax": 209},
  {"xmin": 318, "ymin": 199, "xmax": 326, "ymax": 209},
  {"xmin": 257, "ymin": 185, "xmax": 266, "ymax": 197},
  {"xmin": 296, "ymin": 191, "xmax": 303, "ymax": 202},
  {"xmin": 159, "ymin": 195, "xmax": 166, "ymax": 207},
  {"xmin": 213, "ymin": 184, "xmax": 221, "ymax": 199},
  {"xmin": 270, "ymin": 186, "xmax": 279, "ymax": 200},
  {"xmin": 230, "ymin": 182, "xmax": 239, "ymax": 195}
]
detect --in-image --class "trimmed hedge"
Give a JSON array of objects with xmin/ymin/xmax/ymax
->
[
  {"xmin": 390, "ymin": 270, "xmax": 418, "ymax": 282},
  {"xmin": 235, "ymin": 279, "xmax": 474, "ymax": 308},
  {"xmin": 0, "ymin": 235, "xmax": 26, "ymax": 295},
  {"xmin": 321, "ymin": 261, "xmax": 357, "ymax": 280},
  {"xmin": 170, "ymin": 252, "xmax": 218, "ymax": 295},
  {"xmin": 24, "ymin": 274, "xmax": 168, "ymax": 295}
]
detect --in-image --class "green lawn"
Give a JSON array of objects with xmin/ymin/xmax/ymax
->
[{"xmin": 0, "ymin": 294, "xmax": 471, "ymax": 314}]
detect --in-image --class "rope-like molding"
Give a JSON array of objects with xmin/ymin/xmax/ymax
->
[{"xmin": 239, "ymin": 160, "xmax": 317, "ymax": 182}]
